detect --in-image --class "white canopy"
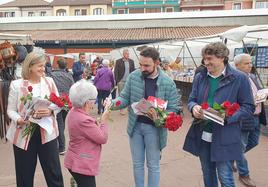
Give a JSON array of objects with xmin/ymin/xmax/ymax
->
[{"xmin": 0, "ymin": 33, "xmax": 33, "ymax": 45}]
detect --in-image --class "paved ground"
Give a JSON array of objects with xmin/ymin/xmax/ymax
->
[{"xmin": 0, "ymin": 106, "xmax": 268, "ymax": 187}]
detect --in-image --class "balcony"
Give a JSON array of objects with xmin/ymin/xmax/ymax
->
[
  {"xmin": 113, "ymin": 0, "xmax": 179, "ymax": 7},
  {"xmin": 180, "ymin": 0, "xmax": 224, "ymax": 8}
]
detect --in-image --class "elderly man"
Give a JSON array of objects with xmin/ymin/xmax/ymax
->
[
  {"xmin": 114, "ymin": 49, "xmax": 135, "ymax": 115},
  {"xmin": 234, "ymin": 53, "xmax": 267, "ymax": 187},
  {"xmin": 183, "ymin": 42, "xmax": 255, "ymax": 187}
]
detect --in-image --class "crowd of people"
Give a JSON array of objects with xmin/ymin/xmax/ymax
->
[{"xmin": 4, "ymin": 42, "xmax": 267, "ymax": 187}]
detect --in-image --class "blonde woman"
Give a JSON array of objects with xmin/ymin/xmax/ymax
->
[{"xmin": 6, "ymin": 50, "xmax": 64, "ymax": 187}]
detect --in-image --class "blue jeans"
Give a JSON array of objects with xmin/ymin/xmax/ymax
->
[
  {"xmin": 129, "ymin": 122, "xmax": 160, "ymax": 187},
  {"xmin": 236, "ymin": 116, "xmax": 260, "ymax": 176},
  {"xmin": 199, "ymin": 140, "xmax": 235, "ymax": 187}
]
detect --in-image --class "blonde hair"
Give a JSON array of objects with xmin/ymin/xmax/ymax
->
[{"xmin": 21, "ymin": 51, "xmax": 46, "ymax": 79}]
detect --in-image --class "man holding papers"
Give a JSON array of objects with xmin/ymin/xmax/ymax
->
[
  {"xmin": 183, "ymin": 42, "xmax": 255, "ymax": 187},
  {"xmin": 234, "ymin": 53, "xmax": 267, "ymax": 187}
]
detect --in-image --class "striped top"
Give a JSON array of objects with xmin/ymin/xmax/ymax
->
[{"xmin": 6, "ymin": 77, "xmax": 59, "ymax": 150}]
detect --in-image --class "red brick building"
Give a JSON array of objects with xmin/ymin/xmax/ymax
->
[{"xmin": 180, "ymin": 0, "xmax": 225, "ymax": 11}]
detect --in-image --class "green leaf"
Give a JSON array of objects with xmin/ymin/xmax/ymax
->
[{"xmin": 213, "ymin": 102, "xmax": 222, "ymax": 110}]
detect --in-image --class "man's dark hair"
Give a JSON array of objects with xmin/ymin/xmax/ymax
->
[
  {"xmin": 201, "ymin": 42, "xmax": 229, "ymax": 64},
  {"xmin": 140, "ymin": 47, "xmax": 159, "ymax": 62},
  {"xmin": 79, "ymin": 52, "xmax": 85, "ymax": 57},
  {"xmin": 57, "ymin": 59, "xmax": 66, "ymax": 69}
]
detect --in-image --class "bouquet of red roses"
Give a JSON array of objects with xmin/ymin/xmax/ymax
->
[
  {"xmin": 48, "ymin": 92, "xmax": 72, "ymax": 111},
  {"xmin": 201, "ymin": 101, "xmax": 240, "ymax": 125},
  {"xmin": 146, "ymin": 96, "xmax": 183, "ymax": 131},
  {"xmin": 22, "ymin": 91, "xmax": 72, "ymax": 138}
]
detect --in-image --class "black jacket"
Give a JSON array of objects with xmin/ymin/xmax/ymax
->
[{"xmin": 114, "ymin": 58, "xmax": 135, "ymax": 84}]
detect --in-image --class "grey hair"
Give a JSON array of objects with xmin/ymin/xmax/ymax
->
[
  {"xmin": 233, "ymin": 53, "xmax": 251, "ymax": 65},
  {"xmin": 102, "ymin": 59, "xmax": 110, "ymax": 66},
  {"xmin": 21, "ymin": 51, "xmax": 46, "ymax": 79},
  {"xmin": 69, "ymin": 80, "xmax": 97, "ymax": 108}
]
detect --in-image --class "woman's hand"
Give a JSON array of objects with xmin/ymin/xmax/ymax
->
[
  {"xmin": 32, "ymin": 108, "xmax": 52, "ymax": 119},
  {"xmin": 192, "ymin": 105, "xmax": 204, "ymax": 119},
  {"xmin": 17, "ymin": 118, "xmax": 29, "ymax": 127},
  {"xmin": 101, "ymin": 109, "xmax": 110, "ymax": 124}
]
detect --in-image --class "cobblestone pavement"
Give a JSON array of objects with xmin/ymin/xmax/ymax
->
[{"xmin": 1, "ymin": 107, "xmax": 268, "ymax": 187}]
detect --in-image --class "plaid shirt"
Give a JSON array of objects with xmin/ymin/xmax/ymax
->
[{"xmin": 51, "ymin": 69, "xmax": 74, "ymax": 95}]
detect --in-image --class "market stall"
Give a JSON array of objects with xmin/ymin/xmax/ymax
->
[{"xmin": 0, "ymin": 33, "xmax": 33, "ymax": 140}]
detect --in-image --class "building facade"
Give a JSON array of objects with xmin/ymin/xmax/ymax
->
[
  {"xmin": 180, "ymin": 0, "xmax": 225, "ymax": 11},
  {"xmin": 0, "ymin": 0, "xmax": 52, "ymax": 17},
  {"xmin": 51, "ymin": 0, "xmax": 112, "ymax": 16},
  {"xmin": 112, "ymin": 0, "xmax": 180, "ymax": 14}
]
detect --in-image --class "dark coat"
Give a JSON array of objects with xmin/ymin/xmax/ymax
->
[
  {"xmin": 114, "ymin": 58, "xmax": 135, "ymax": 84},
  {"xmin": 183, "ymin": 64, "xmax": 255, "ymax": 162},
  {"xmin": 72, "ymin": 61, "xmax": 85, "ymax": 82},
  {"xmin": 248, "ymin": 73, "xmax": 267, "ymax": 126}
]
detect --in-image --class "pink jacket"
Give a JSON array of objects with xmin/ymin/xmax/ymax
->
[{"xmin": 64, "ymin": 108, "xmax": 108, "ymax": 176}]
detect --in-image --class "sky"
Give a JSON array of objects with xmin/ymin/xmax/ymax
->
[{"xmin": 0, "ymin": 0, "xmax": 52, "ymax": 5}]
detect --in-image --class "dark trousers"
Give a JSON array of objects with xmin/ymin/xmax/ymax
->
[
  {"xmin": 111, "ymin": 88, "xmax": 116, "ymax": 99},
  {"xmin": 13, "ymin": 126, "xmax": 64, "ymax": 187},
  {"xmin": 69, "ymin": 170, "xmax": 96, "ymax": 187},
  {"xmin": 97, "ymin": 90, "xmax": 110, "ymax": 113},
  {"xmin": 57, "ymin": 110, "xmax": 68, "ymax": 152}
]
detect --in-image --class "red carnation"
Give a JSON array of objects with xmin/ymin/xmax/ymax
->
[
  {"xmin": 115, "ymin": 100, "xmax": 121, "ymax": 107},
  {"xmin": 201, "ymin": 102, "xmax": 209, "ymax": 110},
  {"xmin": 222, "ymin": 101, "xmax": 231, "ymax": 109},
  {"xmin": 28, "ymin": 86, "xmax": 33, "ymax": 92}
]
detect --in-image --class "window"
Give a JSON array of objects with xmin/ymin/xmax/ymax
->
[
  {"xmin": 165, "ymin": 7, "xmax": 174, "ymax": 12},
  {"xmin": 56, "ymin": 9, "xmax": 66, "ymax": 16},
  {"xmin": 81, "ymin": 9, "xmax": 87, "ymax": 15},
  {"xmin": 256, "ymin": 1, "xmax": 268, "ymax": 9},
  {"xmin": 40, "ymin": 11, "xmax": 46, "ymax": 16},
  {"xmin": 4, "ymin": 12, "xmax": 15, "ymax": 17},
  {"xmin": 233, "ymin": 3, "xmax": 241, "ymax": 10},
  {"xmin": 117, "ymin": 9, "xmax": 125, "ymax": 14},
  {"xmin": 146, "ymin": 8, "xmax": 161, "ymax": 13},
  {"xmin": 129, "ymin": 8, "xmax": 144, "ymax": 14},
  {"xmin": 74, "ymin": 9, "xmax": 81, "ymax": 16},
  {"xmin": 93, "ymin": 8, "xmax": 104, "ymax": 15},
  {"xmin": 28, "ymin": 12, "xmax": 35, "ymax": 17}
]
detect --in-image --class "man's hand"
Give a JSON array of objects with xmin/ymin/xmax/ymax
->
[
  {"xmin": 192, "ymin": 105, "xmax": 204, "ymax": 119},
  {"xmin": 147, "ymin": 108, "xmax": 159, "ymax": 121}
]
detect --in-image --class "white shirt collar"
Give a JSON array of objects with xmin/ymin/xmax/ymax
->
[{"xmin": 207, "ymin": 66, "xmax": 226, "ymax": 79}]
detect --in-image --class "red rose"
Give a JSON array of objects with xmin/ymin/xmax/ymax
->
[
  {"xmin": 68, "ymin": 102, "xmax": 72, "ymax": 109},
  {"xmin": 222, "ymin": 101, "xmax": 231, "ymax": 109},
  {"xmin": 164, "ymin": 112, "xmax": 183, "ymax": 131},
  {"xmin": 49, "ymin": 93, "xmax": 59, "ymax": 103},
  {"xmin": 231, "ymin": 103, "xmax": 240, "ymax": 111},
  {"xmin": 115, "ymin": 100, "xmax": 121, "ymax": 107},
  {"xmin": 201, "ymin": 102, "xmax": 209, "ymax": 110},
  {"xmin": 28, "ymin": 86, "xmax": 33, "ymax": 92}
]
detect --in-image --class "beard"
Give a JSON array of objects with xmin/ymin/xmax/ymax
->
[{"xmin": 142, "ymin": 70, "xmax": 154, "ymax": 78}]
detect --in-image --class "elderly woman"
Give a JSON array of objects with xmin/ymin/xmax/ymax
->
[
  {"xmin": 6, "ymin": 51, "xmax": 64, "ymax": 187},
  {"xmin": 64, "ymin": 80, "xmax": 110, "ymax": 187},
  {"xmin": 94, "ymin": 59, "xmax": 115, "ymax": 114}
]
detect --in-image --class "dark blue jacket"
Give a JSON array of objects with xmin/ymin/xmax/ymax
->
[
  {"xmin": 183, "ymin": 64, "xmax": 255, "ymax": 162},
  {"xmin": 72, "ymin": 61, "xmax": 85, "ymax": 82}
]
